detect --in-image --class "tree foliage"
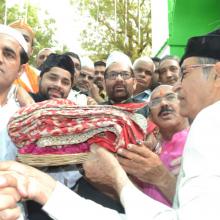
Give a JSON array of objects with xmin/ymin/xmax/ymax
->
[
  {"xmin": 71, "ymin": 0, "xmax": 151, "ymax": 62},
  {"xmin": 0, "ymin": 0, "xmax": 57, "ymax": 65}
]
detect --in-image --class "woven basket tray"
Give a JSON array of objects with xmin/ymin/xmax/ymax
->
[{"xmin": 17, "ymin": 152, "xmax": 90, "ymax": 167}]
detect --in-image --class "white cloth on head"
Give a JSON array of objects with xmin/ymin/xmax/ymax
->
[
  {"xmin": 106, "ymin": 51, "xmax": 132, "ymax": 69},
  {"xmin": 0, "ymin": 24, "xmax": 28, "ymax": 54}
]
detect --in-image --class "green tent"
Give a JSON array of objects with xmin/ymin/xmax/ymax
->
[{"xmin": 154, "ymin": 0, "xmax": 220, "ymax": 57}]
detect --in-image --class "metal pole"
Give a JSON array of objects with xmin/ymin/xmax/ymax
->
[
  {"xmin": 4, "ymin": 0, "xmax": 8, "ymax": 25},
  {"xmin": 138, "ymin": 0, "xmax": 141, "ymax": 45},
  {"xmin": 114, "ymin": 0, "xmax": 117, "ymax": 42}
]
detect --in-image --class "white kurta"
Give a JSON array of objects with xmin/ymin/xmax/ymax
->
[
  {"xmin": 43, "ymin": 101, "xmax": 220, "ymax": 220},
  {"xmin": 0, "ymin": 85, "xmax": 19, "ymax": 161}
]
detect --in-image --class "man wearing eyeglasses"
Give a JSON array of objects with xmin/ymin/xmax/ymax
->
[
  {"xmin": 115, "ymin": 84, "xmax": 189, "ymax": 206},
  {"xmin": 102, "ymin": 51, "xmax": 149, "ymax": 117}
]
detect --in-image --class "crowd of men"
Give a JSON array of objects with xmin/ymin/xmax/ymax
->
[{"xmin": 0, "ymin": 19, "xmax": 220, "ymax": 220}]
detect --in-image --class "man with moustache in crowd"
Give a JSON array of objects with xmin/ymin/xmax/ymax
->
[
  {"xmin": 115, "ymin": 85, "xmax": 189, "ymax": 206},
  {"xmin": 101, "ymin": 51, "xmax": 149, "ymax": 117}
]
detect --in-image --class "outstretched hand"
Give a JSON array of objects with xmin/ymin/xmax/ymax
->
[
  {"xmin": 0, "ymin": 161, "xmax": 56, "ymax": 205},
  {"xmin": 117, "ymin": 143, "xmax": 177, "ymax": 202}
]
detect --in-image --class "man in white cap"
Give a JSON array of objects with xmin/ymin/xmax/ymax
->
[
  {"xmin": 102, "ymin": 51, "xmax": 149, "ymax": 117},
  {"xmin": 104, "ymin": 51, "xmax": 135, "ymax": 102},
  {"xmin": 0, "ymin": 24, "xmax": 33, "ymax": 161},
  {"xmin": 0, "ymin": 23, "xmax": 33, "ymax": 220}
]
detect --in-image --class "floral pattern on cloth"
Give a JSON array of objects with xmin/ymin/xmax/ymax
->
[{"xmin": 8, "ymin": 99, "xmax": 148, "ymax": 155}]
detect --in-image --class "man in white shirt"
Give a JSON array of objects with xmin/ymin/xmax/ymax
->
[
  {"xmin": 1, "ymin": 29, "xmax": 220, "ymax": 220},
  {"xmin": 0, "ymin": 24, "xmax": 30, "ymax": 161}
]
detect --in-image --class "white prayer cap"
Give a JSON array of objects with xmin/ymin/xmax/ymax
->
[
  {"xmin": 0, "ymin": 24, "xmax": 28, "ymax": 54},
  {"xmin": 81, "ymin": 57, "xmax": 94, "ymax": 69},
  {"xmin": 106, "ymin": 51, "xmax": 132, "ymax": 69}
]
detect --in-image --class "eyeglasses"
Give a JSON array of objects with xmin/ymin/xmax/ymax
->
[
  {"xmin": 149, "ymin": 93, "xmax": 178, "ymax": 108},
  {"xmin": 79, "ymin": 72, "xmax": 94, "ymax": 81},
  {"xmin": 180, "ymin": 64, "xmax": 215, "ymax": 81},
  {"xmin": 105, "ymin": 71, "xmax": 132, "ymax": 80}
]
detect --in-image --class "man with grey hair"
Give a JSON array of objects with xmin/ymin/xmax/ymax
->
[
  {"xmin": 133, "ymin": 56, "xmax": 155, "ymax": 101},
  {"xmin": 73, "ymin": 57, "xmax": 103, "ymax": 104}
]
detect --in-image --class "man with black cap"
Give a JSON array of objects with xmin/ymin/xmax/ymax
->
[{"xmin": 30, "ymin": 53, "xmax": 75, "ymax": 102}]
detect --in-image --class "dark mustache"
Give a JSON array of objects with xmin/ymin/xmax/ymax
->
[{"xmin": 158, "ymin": 106, "xmax": 174, "ymax": 116}]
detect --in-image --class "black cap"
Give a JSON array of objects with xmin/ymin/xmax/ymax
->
[
  {"xmin": 40, "ymin": 53, "xmax": 75, "ymax": 77},
  {"xmin": 180, "ymin": 29, "xmax": 220, "ymax": 65}
]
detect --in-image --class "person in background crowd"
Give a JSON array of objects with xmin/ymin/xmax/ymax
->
[
  {"xmin": 64, "ymin": 52, "xmax": 97, "ymax": 105},
  {"xmin": 133, "ymin": 56, "xmax": 155, "ymax": 101},
  {"xmin": 29, "ymin": 53, "xmax": 74, "ymax": 102},
  {"xmin": 94, "ymin": 60, "xmax": 107, "ymax": 101},
  {"xmin": 63, "ymin": 51, "xmax": 81, "ymax": 84},
  {"xmin": 158, "ymin": 55, "xmax": 180, "ymax": 85},
  {"xmin": 36, "ymin": 48, "xmax": 54, "ymax": 70},
  {"xmin": 9, "ymin": 20, "xmax": 40, "ymax": 93},
  {"xmin": 150, "ymin": 57, "xmax": 161, "ymax": 90}
]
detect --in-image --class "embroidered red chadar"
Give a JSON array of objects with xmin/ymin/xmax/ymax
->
[{"xmin": 8, "ymin": 99, "xmax": 147, "ymax": 166}]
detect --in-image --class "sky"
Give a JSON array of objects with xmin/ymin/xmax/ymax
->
[{"xmin": 7, "ymin": 0, "xmax": 86, "ymax": 55}]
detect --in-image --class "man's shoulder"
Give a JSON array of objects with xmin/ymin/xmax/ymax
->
[{"xmin": 194, "ymin": 101, "xmax": 220, "ymax": 124}]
